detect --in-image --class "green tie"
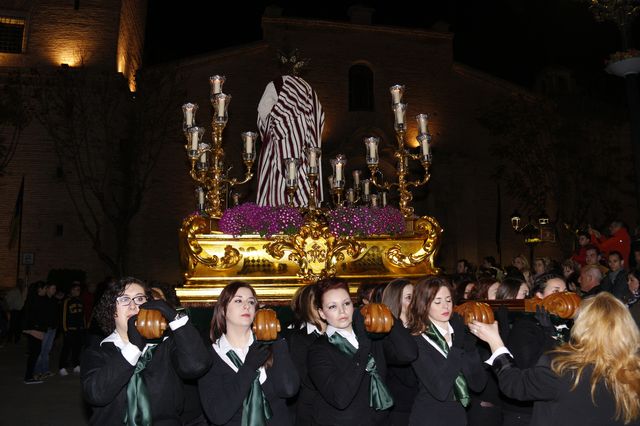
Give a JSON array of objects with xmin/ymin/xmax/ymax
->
[
  {"xmin": 424, "ymin": 323, "xmax": 471, "ymax": 407},
  {"xmin": 327, "ymin": 332, "xmax": 394, "ymax": 411},
  {"xmin": 226, "ymin": 350, "xmax": 273, "ymax": 426},
  {"xmin": 124, "ymin": 344, "xmax": 157, "ymax": 426}
]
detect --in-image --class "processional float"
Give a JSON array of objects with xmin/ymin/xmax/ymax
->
[{"xmin": 177, "ymin": 75, "xmax": 443, "ymax": 304}]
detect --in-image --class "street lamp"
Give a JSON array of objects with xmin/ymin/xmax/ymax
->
[{"xmin": 510, "ymin": 210, "xmax": 543, "ymax": 265}]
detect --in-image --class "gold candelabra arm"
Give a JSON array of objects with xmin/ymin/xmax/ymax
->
[
  {"xmin": 286, "ymin": 186, "xmax": 297, "ymax": 207},
  {"xmin": 330, "ymin": 186, "xmax": 345, "ymax": 207},
  {"xmin": 367, "ymin": 165, "xmax": 399, "ymax": 191},
  {"xmin": 225, "ymin": 160, "xmax": 255, "ymax": 187},
  {"xmin": 404, "ymin": 163, "xmax": 432, "ymax": 189},
  {"xmin": 308, "ymin": 173, "xmax": 319, "ymax": 210}
]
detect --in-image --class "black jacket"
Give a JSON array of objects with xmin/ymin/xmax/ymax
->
[
  {"xmin": 493, "ymin": 353, "xmax": 640, "ymax": 426},
  {"xmin": 409, "ymin": 333, "xmax": 487, "ymax": 426},
  {"xmin": 307, "ymin": 319, "xmax": 418, "ymax": 426},
  {"xmin": 81, "ymin": 321, "xmax": 212, "ymax": 426},
  {"xmin": 285, "ymin": 327, "xmax": 322, "ymax": 426},
  {"xmin": 504, "ymin": 313, "xmax": 565, "ymax": 415},
  {"xmin": 199, "ymin": 338, "xmax": 300, "ymax": 425}
]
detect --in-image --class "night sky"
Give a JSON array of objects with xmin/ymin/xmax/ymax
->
[{"xmin": 144, "ymin": 0, "xmax": 637, "ymax": 92}]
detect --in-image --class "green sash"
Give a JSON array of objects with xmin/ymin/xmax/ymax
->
[
  {"xmin": 226, "ymin": 350, "xmax": 273, "ymax": 426},
  {"xmin": 424, "ymin": 323, "xmax": 470, "ymax": 407},
  {"xmin": 327, "ymin": 331, "xmax": 394, "ymax": 410},
  {"xmin": 124, "ymin": 344, "xmax": 157, "ymax": 426}
]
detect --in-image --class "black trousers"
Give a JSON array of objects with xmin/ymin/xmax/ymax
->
[
  {"xmin": 25, "ymin": 334, "xmax": 42, "ymax": 380},
  {"xmin": 9, "ymin": 309, "xmax": 23, "ymax": 343},
  {"xmin": 59, "ymin": 330, "xmax": 84, "ymax": 369},
  {"xmin": 501, "ymin": 411, "xmax": 531, "ymax": 426}
]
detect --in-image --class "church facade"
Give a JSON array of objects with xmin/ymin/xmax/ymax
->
[{"xmin": 0, "ymin": 2, "xmax": 564, "ymax": 288}]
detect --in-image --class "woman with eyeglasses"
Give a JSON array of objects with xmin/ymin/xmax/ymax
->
[
  {"xmin": 81, "ymin": 277, "xmax": 212, "ymax": 425},
  {"xmin": 198, "ymin": 281, "xmax": 300, "ymax": 425}
]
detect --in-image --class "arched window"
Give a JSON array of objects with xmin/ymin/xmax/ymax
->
[{"xmin": 349, "ymin": 64, "xmax": 374, "ymax": 111}]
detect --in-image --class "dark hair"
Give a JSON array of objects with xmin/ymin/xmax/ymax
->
[
  {"xmin": 370, "ymin": 283, "xmax": 387, "ymax": 304},
  {"xmin": 93, "ymin": 277, "xmax": 151, "ymax": 334},
  {"xmin": 149, "ymin": 281, "xmax": 181, "ymax": 309},
  {"xmin": 407, "ymin": 275, "xmax": 454, "ymax": 335},
  {"xmin": 291, "ymin": 284, "xmax": 322, "ymax": 330},
  {"xmin": 457, "ymin": 259, "xmax": 472, "ymax": 272},
  {"xmin": 315, "ymin": 278, "xmax": 351, "ymax": 310},
  {"xmin": 577, "ymin": 229, "xmax": 590, "ymax": 239},
  {"xmin": 355, "ymin": 282, "xmax": 377, "ymax": 306},
  {"xmin": 608, "ymin": 251, "xmax": 623, "ymax": 261},
  {"xmin": 503, "ymin": 265, "xmax": 526, "ymax": 281},
  {"xmin": 381, "ymin": 278, "xmax": 412, "ymax": 318},
  {"xmin": 468, "ymin": 276, "xmax": 499, "ymax": 300},
  {"xmin": 495, "ymin": 276, "xmax": 527, "ymax": 300},
  {"xmin": 531, "ymin": 273, "xmax": 565, "ymax": 297},
  {"xmin": 452, "ymin": 276, "xmax": 475, "ymax": 304},
  {"xmin": 584, "ymin": 244, "xmax": 599, "ymax": 255},
  {"xmin": 483, "ymin": 256, "xmax": 498, "ymax": 267},
  {"xmin": 210, "ymin": 281, "xmax": 257, "ymax": 342}
]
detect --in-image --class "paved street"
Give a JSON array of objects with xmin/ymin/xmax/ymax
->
[{"xmin": 0, "ymin": 338, "xmax": 87, "ymax": 425}]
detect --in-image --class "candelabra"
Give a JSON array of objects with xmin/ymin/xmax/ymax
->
[
  {"xmin": 363, "ymin": 85, "xmax": 433, "ymax": 218},
  {"xmin": 182, "ymin": 75, "xmax": 256, "ymax": 219}
]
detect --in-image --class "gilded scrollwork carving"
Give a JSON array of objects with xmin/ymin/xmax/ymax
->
[
  {"xmin": 180, "ymin": 214, "xmax": 242, "ymax": 270},
  {"xmin": 386, "ymin": 215, "xmax": 442, "ymax": 271},
  {"xmin": 264, "ymin": 219, "xmax": 365, "ymax": 281}
]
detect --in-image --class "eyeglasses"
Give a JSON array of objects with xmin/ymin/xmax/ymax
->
[{"xmin": 116, "ymin": 295, "xmax": 148, "ymax": 307}]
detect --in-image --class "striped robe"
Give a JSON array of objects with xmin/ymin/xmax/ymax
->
[{"xmin": 256, "ymin": 75, "xmax": 324, "ymax": 207}]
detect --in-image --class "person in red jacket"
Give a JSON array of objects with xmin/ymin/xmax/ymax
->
[
  {"xmin": 589, "ymin": 221, "xmax": 631, "ymax": 266},
  {"xmin": 570, "ymin": 230, "xmax": 591, "ymax": 267}
]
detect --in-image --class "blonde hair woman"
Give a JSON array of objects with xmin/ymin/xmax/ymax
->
[
  {"xmin": 512, "ymin": 254, "xmax": 532, "ymax": 286},
  {"xmin": 471, "ymin": 292, "xmax": 640, "ymax": 426}
]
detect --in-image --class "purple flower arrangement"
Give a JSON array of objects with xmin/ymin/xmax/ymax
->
[
  {"xmin": 219, "ymin": 203, "xmax": 304, "ymax": 237},
  {"xmin": 219, "ymin": 203, "xmax": 405, "ymax": 237},
  {"xmin": 327, "ymin": 206, "xmax": 406, "ymax": 237}
]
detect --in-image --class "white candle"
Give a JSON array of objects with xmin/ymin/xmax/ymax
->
[
  {"xmin": 335, "ymin": 162, "xmax": 343, "ymax": 181},
  {"xmin": 395, "ymin": 105, "xmax": 405, "ymax": 125},
  {"xmin": 347, "ymin": 188, "xmax": 355, "ymax": 203},
  {"xmin": 199, "ymin": 151, "xmax": 207, "ymax": 164},
  {"xmin": 243, "ymin": 134, "xmax": 253, "ymax": 154},
  {"xmin": 416, "ymin": 114, "xmax": 428, "ymax": 134},
  {"xmin": 381, "ymin": 192, "xmax": 387, "ymax": 207},
  {"xmin": 371, "ymin": 194, "xmax": 378, "ymax": 207},
  {"xmin": 363, "ymin": 180, "xmax": 370, "ymax": 195},
  {"xmin": 390, "ymin": 84, "xmax": 404, "ymax": 104},
  {"xmin": 197, "ymin": 188, "xmax": 205, "ymax": 206},
  {"xmin": 191, "ymin": 130, "xmax": 199, "ymax": 151},
  {"xmin": 421, "ymin": 137, "xmax": 430, "ymax": 157},
  {"xmin": 210, "ymin": 75, "xmax": 225, "ymax": 95},
  {"xmin": 217, "ymin": 96, "xmax": 226, "ymax": 118},
  {"xmin": 185, "ymin": 109, "xmax": 193, "ymax": 127},
  {"xmin": 309, "ymin": 149, "xmax": 317, "ymax": 168},
  {"xmin": 353, "ymin": 170, "xmax": 361, "ymax": 187},
  {"xmin": 288, "ymin": 160, "xmax": 297, "ymax": 180}
]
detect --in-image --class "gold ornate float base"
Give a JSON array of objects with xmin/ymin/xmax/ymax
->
[{"xmin": 177, "ymin": 213, "xmax": 442, "ymax": 304}]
